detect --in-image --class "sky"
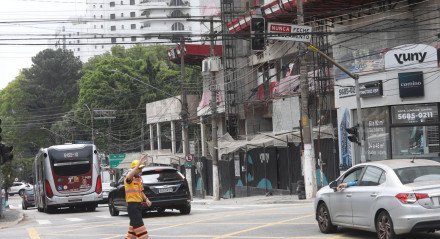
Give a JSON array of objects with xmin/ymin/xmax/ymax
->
[{"xmin": 0, "ymin": 0, "xmax": 86, "ymax": 90}]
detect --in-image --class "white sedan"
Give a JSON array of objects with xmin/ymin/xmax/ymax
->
[{"xmin": 315, "ymin": 159, "xmax": 440, "ymax": 239}]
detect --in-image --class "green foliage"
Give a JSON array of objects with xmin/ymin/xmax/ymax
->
[{"xmin": 0, "ymin": 44, "xmax": 201, "ymax": 180}]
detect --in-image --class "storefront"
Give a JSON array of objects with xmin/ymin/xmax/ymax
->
[{"xmin": 335, "ymin": 44, "xmax": 440, "ymax": 167}]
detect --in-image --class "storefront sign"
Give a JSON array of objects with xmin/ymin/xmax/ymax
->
[
  {"xmin": 385, "ymin": 44, "xmax": 437, "ymax": 70},
  {"xmin": 363, "ymin": 107, "xmax": 389, "ymax": 161},
  {"xmin": 338, "ymin": 80, "xmax": 383, "ymax": 98},
  {"xmin": 391, "ymin": 104, "xmax": 438, "ymax": 124},
  {"xmin": 398, "ymin": 72, "xmax": 424, "ymax": 98}
]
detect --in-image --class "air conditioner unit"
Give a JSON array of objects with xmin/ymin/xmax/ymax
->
[
  {"xmin": 210, "ymin": 57, "xmax": 221, "ymax": 72},
  {"xmin": 202, "ymin": 57, "xmax": 222, "ymax": 72}
]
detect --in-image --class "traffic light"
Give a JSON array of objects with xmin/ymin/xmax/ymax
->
[
  {"xmin": 346, "ymin": 125, "xmax": 360, "ymax": 145},
  {"xmin": 0, "ymin": 143, "xmax": 13, "ymax": 164},
  {"xmin": 251, "ymin": 17, "xmax": 266, "ymax": 51}
]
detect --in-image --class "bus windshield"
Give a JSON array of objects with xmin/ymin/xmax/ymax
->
[{"xmin": 48, "ymin": 145, "xmax": 93, "ymax": 176}]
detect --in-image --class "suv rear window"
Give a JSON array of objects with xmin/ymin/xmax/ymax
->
[
  {"xmin": 394, "ymin": 166, "xmax": 440, "ymax": 184},
  {"xmin": 141, "ymin": 169, "xmax": 183, "ymax": 183}
]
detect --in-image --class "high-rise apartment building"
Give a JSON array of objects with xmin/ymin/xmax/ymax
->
[{"xmin": 52, "ymin": 0, "xmax": 201, "ymax": 61}]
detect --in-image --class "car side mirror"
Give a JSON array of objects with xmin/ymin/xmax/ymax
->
[
  {"xmin": 110, "ymin": 182, "xmax": 116, "ymax": 187},
  {"xmin": 329, "ymin": 181, "xmax": 338, "ymax": 192}
]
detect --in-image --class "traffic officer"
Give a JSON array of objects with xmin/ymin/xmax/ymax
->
[{"xmin": 125, "ymin": 154, "xmax": 151, "ymax": 239}]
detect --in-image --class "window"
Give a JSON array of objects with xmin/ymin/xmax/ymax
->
[
  {"xmin": 100, "ymin": 4, "xmax": 103, "ymax": 8},
  {"xmin": 144, "ymin": 36, "xmax": 151, "ymax": 40},
  {"xmin": 395, "ymin": 166, "xmax": 440, "ymax": 184},
  {"xmin": 121, "ymin": 25, "xmax": 125, "ymax": 29},
  {"xmin": 359, "ymin": 166, "xmax": 385, "ymax": 186},
  {"xmin": 94, "ymin": 35, "xmax": 97, "ymax": 38},
  {"xmin": 169, "ymin": 0, "xmax": 184, "ymax": 6},
  {"xmin": 143, "ymin": 23, "xmax": 150, "ymax": 27},
  {"xmin": 131, "ymin": 36, "xmax": 137, "ymax": 42},
  {"xmin": 110, "ymin": 2, "xmax": 115, "ymax": 7},
  {"xmin": 77, "ymin": 32, "xmax": 79, "ymax": 36},
  {"xmin": 77, "ymin": 48, "xmax": 80, "ymax": 51},
  {"xmin": 130, "ymin": 12, "xmax": 136, "ymax": 17},
  {"xmin": 77, "ymin": 40, "xmax": 80, "ymax": 43},
  {"xmin": 110, "ymin": 14, "xmax": 115, "ymax": 19},
  {"xmin": 363, "ymin": 107, "xmax": 390, "ymax": 161},
  {"xmin": 122, "ymin": 37, "xmax": 125, "ymax": 42},
  {"xmin": 130, "ymin": 0, "xmax": 135, "ymax": 5},
  {"xmin": 101, "ymin": 35, "xmax": 104, "ymax": 38},
  {"xmin": 121, "ymin": 13, "xmax": 124, "ymax": 17},
  {"xmin": 94, "ymin": 25, "xmax": 97, "ymax": 29},
  {"xmin": 93, "ymin": 4, "xmax": 95, "ymax": 8},
  {"xmin": 111, "ymin": 26, "xmax": 116, "ymax": 31},
  {"xmin": 100, "ymin": 15, "xmax": 103, "ymax": 19},
  {"xmin": 93, "ymin": 15, "xmax": 96, "ymax": 19},
  {"xmin": 171, "ymin": 22, "xmax": 184, "ymax": 31},
  {"xmin": 95, "ymin": 45, "xmax": 97, "ymax": 49},
  {"xmin": 102, "ymin": 45, "xmax": 104, "ymax": 49},
  {"xmin": 111, "ymin": 37, "xmax": 116, "ymax": 43},
  {"xmin": 391, "ymin": 104, "xmax": 439, "ymax": 158},
  {"xmin": 170, "ymin": 10, "xmax": 184, "ymax": 18},
  {"xmin": 131, "ymin": 24, "xmax": 136, "ymax": 29},
  {"xmin": 101, "ymin": 25, "xmax": 103, "ymax": 29},
  {"xmin": 341, "ymin": 167, "xmax": 364, "ymax": 184},
  {"xmin": 121, "ymin": 1, "xmax": 124, "ymax": 5}
]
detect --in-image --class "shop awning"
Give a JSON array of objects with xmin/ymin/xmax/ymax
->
[
  {"xmin": 168, "ymin": 44, "xmax": 223, "ymax": 65},
  {"xmin": 208, "ymin": 125, "xmax": 335, "ymax": 156},
  {"xmin": 226, "ymin": 0, "xmax": 381, "ymax": 34}
]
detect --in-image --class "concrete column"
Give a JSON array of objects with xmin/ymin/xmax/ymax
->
[
  {"xmin": 149, "ymin": 124, "xmax": 154, "ymax": 150},
  {"xmin": 171, "ymin": 121, "xmax": 176, "ymax": 154},
  {"xmin": 156, "ymin": 123, "xmax": 162, "ymax": 150},
  {"xmin": 200, "ymin": 117, "xmax": 207, "ymax": 157}
]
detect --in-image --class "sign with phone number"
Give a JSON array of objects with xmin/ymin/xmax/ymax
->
[{"xmin": 392, "ymin": 104, "xmax": 438, "ymax": 124}]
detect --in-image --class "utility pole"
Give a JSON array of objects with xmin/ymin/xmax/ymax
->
[
  {"xmin": 209, "ymin": 18, "xmax": 220, "ymax": 201},
  {"xmin": 297, "ymin": 0, "xmax": 317, "ymax": 199},
  {"xmin": 180, "ymin": 37, "xmax": 192, "ymax": 200}
]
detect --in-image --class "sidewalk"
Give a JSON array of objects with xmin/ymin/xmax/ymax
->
[
  {"xmin": 0, "ymin": 208, "xmax": 24, "ymax": 229},
  {"xmin": 192, "ymin": 194, "xmax": 314, "ymax": 205}
]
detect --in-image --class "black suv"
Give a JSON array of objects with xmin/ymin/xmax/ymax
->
[{"xmin": 108, "ymin": 166, "xmax": 191, "ymax": 216}]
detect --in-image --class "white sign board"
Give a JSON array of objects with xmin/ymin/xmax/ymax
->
[
  {"xmin": 267, "ymin": 22, "xmax": 312, "ymax": 42},
  {"xmin": 384, "ymin": 44, "xmax": 437, "ymax": 70}
]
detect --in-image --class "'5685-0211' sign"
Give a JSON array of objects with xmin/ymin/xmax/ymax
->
[{"xmin": 391, "ymin": 104, "xmax": 438, "ymax": 124}]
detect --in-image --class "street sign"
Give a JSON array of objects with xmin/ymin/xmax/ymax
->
[
  {"xmin": 185, "ymin": 154, "xmax": 193, "ymax": 162},
  {"xmin": 184, "ymin": 161, "xmax": 193, "ymax": 168},
  {"xmin": 109, "ymin": 154, "xmax": 126, "ymax": 168},
  {"xmin": 267, "ymin": 22, "xmax": 312, "ymax": 42}
]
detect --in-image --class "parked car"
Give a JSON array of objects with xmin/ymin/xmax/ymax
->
[
  {"xmin": 8, "ymin": 182, "xmax": 32, "ymax": 196},
  {"xmin": 100, "ymin": 182, "xmax": 115, "ymax": 204},
  {"xmin": 22, "ymin": 187, "xmax": 35, "ymax": 210},
  {"xmin": 108, "ymin": 166, "xmax": 191, "ymax": 216},
  {"xmin": 315, "ymin": 159, "xmax": 440, "ymax": 239}
]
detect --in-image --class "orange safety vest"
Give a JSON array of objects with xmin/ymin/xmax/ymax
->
[{"xmin": 124, "ymin": 175, "xmax": 144, "ymax": 202}]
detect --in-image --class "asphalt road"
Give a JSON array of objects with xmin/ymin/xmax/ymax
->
[{"xmin": 2, "ymin": 195, "xmax": 440, "ymax": 239}]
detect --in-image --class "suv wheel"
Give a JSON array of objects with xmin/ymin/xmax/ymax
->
[
  {"xmin": 180, "ymin": 204, "xmax": 191, "ymax": 215},
  {"xmin": 18, "ymin": 189, "xmax": 25, "ymax": 197},
  {"xmin": 109, "ymin": 197, "xmax": 119, "ymax": 216}
]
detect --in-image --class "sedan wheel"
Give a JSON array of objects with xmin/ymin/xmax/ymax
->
[
  {"xmin": 376, "ymin": 211, "xmax": 396, "ymax": 239},
  {"xmin": 109, "ymin": 198, "xmax": 119, "ymax": 216},
  {"xmin": 317, "ymin": 203, "xmax": 337, "ymax": 233}
]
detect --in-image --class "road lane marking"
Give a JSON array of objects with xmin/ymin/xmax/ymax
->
[
  {"xmin": 213, "ymin": 213, "xmax": 315, "ymax": 239},
  {"xmin": 65, "ymin": 218, "xmax": 84, "ymax": 222},
  {"xmin": 36, "ymin": 220, "xmax": 51, "ymax": 225},
  {"xmin": 27, "ymin": 228, "xmax": 41, "ymax": 239}
]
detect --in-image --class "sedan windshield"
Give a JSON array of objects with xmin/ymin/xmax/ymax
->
[
  {"xmin": 394, "ymin": 166, "xmax": 440, "ymax": 184},
  {"xmin": 141, "ymin": 169, "xmax": 183, "ymax": 183}
]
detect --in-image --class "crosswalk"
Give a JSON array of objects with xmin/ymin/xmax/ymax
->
[{"xmin": 19, "ymin": 204, "xmax": 276, "ymax": 226}]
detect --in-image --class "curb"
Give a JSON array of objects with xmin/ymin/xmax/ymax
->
[{"xmin": 0, "ymin": 210, "xmax": 24, "ymax": 230}]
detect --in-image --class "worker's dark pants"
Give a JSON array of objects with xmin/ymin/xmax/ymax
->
[{"xmin": 126, "ymin": 202, "xmax": 148, "ymax": 239}]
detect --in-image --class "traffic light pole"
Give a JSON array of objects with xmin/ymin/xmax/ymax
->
[{"xmin": 307, "ymin": 44, "xmax": 365, "ymax": 164}]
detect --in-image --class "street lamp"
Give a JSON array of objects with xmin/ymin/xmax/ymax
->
[{"xmin": 84, "ymin": 104, "xmax": 94, "ymax": 142}]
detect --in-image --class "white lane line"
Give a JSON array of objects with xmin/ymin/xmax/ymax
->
[
  {"xmin": 65, "ymin": 218, "xmax": 84, "ymax": 222},
  {"xmin": 96, "ymin": 215, "xmax": 112, "ymax": 219},
  {"xmin": 37, "ymin": 220, "xmax": 51, "ymax": 225}
]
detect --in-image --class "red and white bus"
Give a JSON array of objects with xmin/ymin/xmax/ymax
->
[{"xmin": 34, "ymin": 143, "xmax": 102, "ymax": 213}]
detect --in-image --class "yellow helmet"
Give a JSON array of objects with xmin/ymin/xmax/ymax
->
[{"xmin": 130, "ymin": 159, "xmax": 145, "ymax": 169}]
